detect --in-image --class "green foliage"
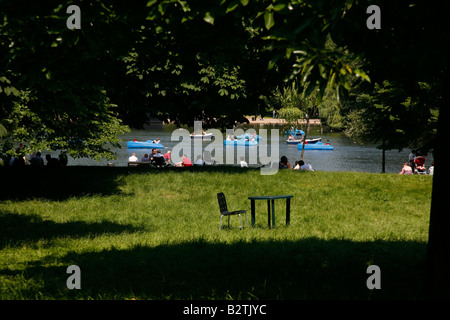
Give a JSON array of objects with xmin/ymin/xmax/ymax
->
[
  {"xmin": 0, "ymin": 0, "xmax": 443, "ymax": 161},
  {"xmin": 1, "ymin": 90, "xmax": 129, "ymax": 160},
  {"xmin": 343, "ymin": 80, "xmax": 439, "ymax": 155},
  {"xmin": 278, "ymin": 107, "xmax": 303, "ymax": 125}
]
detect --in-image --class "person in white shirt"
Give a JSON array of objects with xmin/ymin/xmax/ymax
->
[
  {"xmin": 128, "ymin": 153, "xmax": 138, "ymax": 162},
  {"xmin": 239, "ymin": 156, "xmax": 248, "ymax": 167},
  {"xmin": 293, "ymin": 160, "xmax": 314, "ymax": 171},
  {"xmin": 428, "ymin": 161, "xmax": 434, "ymax": 175}
]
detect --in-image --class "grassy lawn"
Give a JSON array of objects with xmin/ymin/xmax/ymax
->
[{"xmin": 0, "ymin": 166, "xmax": 432, "ymax": 299}]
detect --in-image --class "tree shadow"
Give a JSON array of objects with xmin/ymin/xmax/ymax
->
[
  {"xmin": 0, "ymin": 166, "xmax": 131, "ymax": 201},
  {"xmin": 1, "ymin": 237, "xmax": 431, "ymax": 300},
  {"xmin": 0, "ymin": 165, "xmax": 265, "ymax": 201},
  {"xmin": 0, "ymin": 211, "xmax": 145, "ymax": 249}
]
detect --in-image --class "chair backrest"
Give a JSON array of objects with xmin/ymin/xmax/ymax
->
[
  {"xmin": 217, "ymin": 192, "xmax": 228, "ymax": 213},
  {"xmin": 153, "ymin": 156, "xmax": 165, "ymax": 166}
]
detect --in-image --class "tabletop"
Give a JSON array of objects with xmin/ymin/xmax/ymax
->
[{"xmin": 248, "ymin": 195, "xmax": 293, "ymax": 200}]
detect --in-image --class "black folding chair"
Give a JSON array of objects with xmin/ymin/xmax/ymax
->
[{"xmin": 217, "ymin": 192, "xmax": 248, "ymax": 230}]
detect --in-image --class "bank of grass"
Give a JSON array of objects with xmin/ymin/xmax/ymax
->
[{"xmin": 0, "ymin": 166, "xmax": 432, "ymax": 299}]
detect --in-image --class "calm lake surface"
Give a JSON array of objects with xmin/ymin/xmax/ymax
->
[{"xmin": 61, "ymin": 125, "xmax": 424, "ymax": 174}]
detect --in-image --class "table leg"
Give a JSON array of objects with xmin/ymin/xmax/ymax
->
[
  {"xmin": 267, "ymin": 200, "xmax": 271, "ymax": 228},
  {"xmin": 251, "ymin": 200, "xmax": 255, "ymax": 227},
  {"xmin": 271, "ymin": 199, "xmax": 275, "ymax": 228},
  {"xmin": 286, "ymin": 197, "xmax": 290, "ymax": 226}
]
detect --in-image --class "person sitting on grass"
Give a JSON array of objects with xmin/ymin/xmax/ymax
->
[
  {"xmin": 279, "ymin": 156, "xmax": 290, "ymax": 169},
  {"xmin": 164, "ymin": 150, "xmax": 171, "ymax": 163},
  {"xmin": 293, "ymin": 160, "xmax": 314, "ymax": 171},
  {"xmin": 128, "ymin": 153, "xmax": 138, "ymax": 162},
  {"xmin": 194, "ymin": 155, "xmax": 205, "ymax": 166},
  {"xmin": 175, "ymin": 154, "xmax": 192, "ymax": 167},
  {"xmin": 239, "ymin": 156, "xmax": 248, "ymax": 168},
  {"xmin": 151, "ymin": 149, "xmax": 165, "ymax": 166},
  {"xmin": 399, "ymin": 162, "xmax": 413, "ymax": 175}
]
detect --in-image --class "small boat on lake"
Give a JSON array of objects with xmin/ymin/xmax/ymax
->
[
  {"xmin": 285, "ymin": 129, "xmax": 305, "ymax": 137},
  {"xmin": 224, "ymin": 139, "xmax": 259, "ymax": 146},
  {"xmin": 297, "ymin": 141, "xmax": 334, "ymax": 150},
  {"xmin": 287, "ymin": 137, "xmax": 322, "ymax": 145},
  {"xmin": 234, "ymin": 133, "xmax": 262, "ymax": 141},
  {"xmin": 190, "ymin": 132, "xmax": 214, "ymax": 139},
  {"xmin": 127, "ymin": 140, "xmax": 164, "ymax": 149}
]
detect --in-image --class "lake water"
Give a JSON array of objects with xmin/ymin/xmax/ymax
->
[{"xmin": 60, "ymin": 125, "xmax": 422, "ymax": 174}]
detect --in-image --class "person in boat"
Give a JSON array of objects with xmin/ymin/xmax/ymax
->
[
  {"xmin": 226, "ymin": 135, "xmax": 231, "ymax": 141},
  {"xmin": 325, "ymin": 140, "xmax": 330, "ymax": 145},
  {"xmin": 288, "ymin": 134, "xmax": 295, "ymax": 141},
  {"xmin": 399, "ymin": 162, "xmax": 413, "ymax": 175},
  {"xmin": 279, "ymin": 156, "xmax": 290, "ymax": 169}
]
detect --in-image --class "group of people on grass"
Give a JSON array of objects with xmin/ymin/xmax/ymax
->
[
  {"xmin": 279, "ymin": 155, "xmax": 314, "ymax": 172},
  {"xmin": 2, "ymin": 143, "xmax": 67, "ymax": 167},
  {"xmin": 129, "ymin": 148, "xmax": 207, "ymax": 167},
  {"xmin": 399, "ymin": 154, "xmax": 434, "ymax": 175}
]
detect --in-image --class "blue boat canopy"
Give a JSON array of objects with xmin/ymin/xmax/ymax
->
[
  {"xmin": 297, "ymin": 142, "xmax": 333, "ymax": 151},
  {"xmin": 127, "ymin": 140, "xmax": 164, "ymax": 149}
]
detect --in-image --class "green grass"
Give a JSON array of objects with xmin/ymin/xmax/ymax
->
[{"xmin": 0, "ymin": 166, "xmax": 433, "ymax": 299}]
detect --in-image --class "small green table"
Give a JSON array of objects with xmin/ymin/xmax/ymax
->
[{"xmin": 248, "ymin": 195, "xmax": 293, "ymax": 228}]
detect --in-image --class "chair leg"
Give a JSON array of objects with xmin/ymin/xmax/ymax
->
[
  {"xmin": 220, "ymin": 215, "xmax": 223, "ymax": 230},
  {"xmin": 245, "ymin": 212, "xmax": 249, "ymax": 228},
  {"xmin": 238, "ymin": 214, "xmax": 243, "ymax": 230}
]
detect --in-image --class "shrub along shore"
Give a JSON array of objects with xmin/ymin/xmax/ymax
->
[{"xmin": 0, "ymin": 166, "xmax": 433, "ymax": 299}]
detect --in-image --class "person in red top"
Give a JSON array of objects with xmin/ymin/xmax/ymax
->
[
  {"xmin": 175, "ymin": 154, "xmax": 192, "ymax": 167},
  {"xmin": 163, "ymin": 150, "xmax": 171, "ymax": 163}
]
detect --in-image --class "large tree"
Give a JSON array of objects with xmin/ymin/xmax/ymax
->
[
  {"xmin": 250, "ymin": 0, "xmax": 448, "ymax": 297},
  {"xmin": 0, "ymin": 0, "xmax": 147, "ymax": 159}
]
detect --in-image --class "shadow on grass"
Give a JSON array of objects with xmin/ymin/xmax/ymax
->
[
  {"xmin": 0, "ymin": 166, "xmax": 130, "ymax": 201},
  {"xmin": 0, "ymin": 165, "xmax": 264, "ymax": 201},
  {"xmin": 1, "ymin": 237, "xmax": 430, "ymax": 300},
  {"xmin": 0, "ymin": 211, "xmax": 144, "ymax": 249}
]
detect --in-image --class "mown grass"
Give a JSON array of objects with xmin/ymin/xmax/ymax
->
[{"xmin": 0, "ymin": 166, "xmax": 433, "ymax": 299}]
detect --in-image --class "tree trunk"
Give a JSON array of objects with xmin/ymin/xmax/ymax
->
[
  {"xmin": 300, "ymin": 115, "xmax": 310, "ymax": 161},
  {"xmin": 425, "ymin": 74, "xmax": 449, "ymax": 298}
]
